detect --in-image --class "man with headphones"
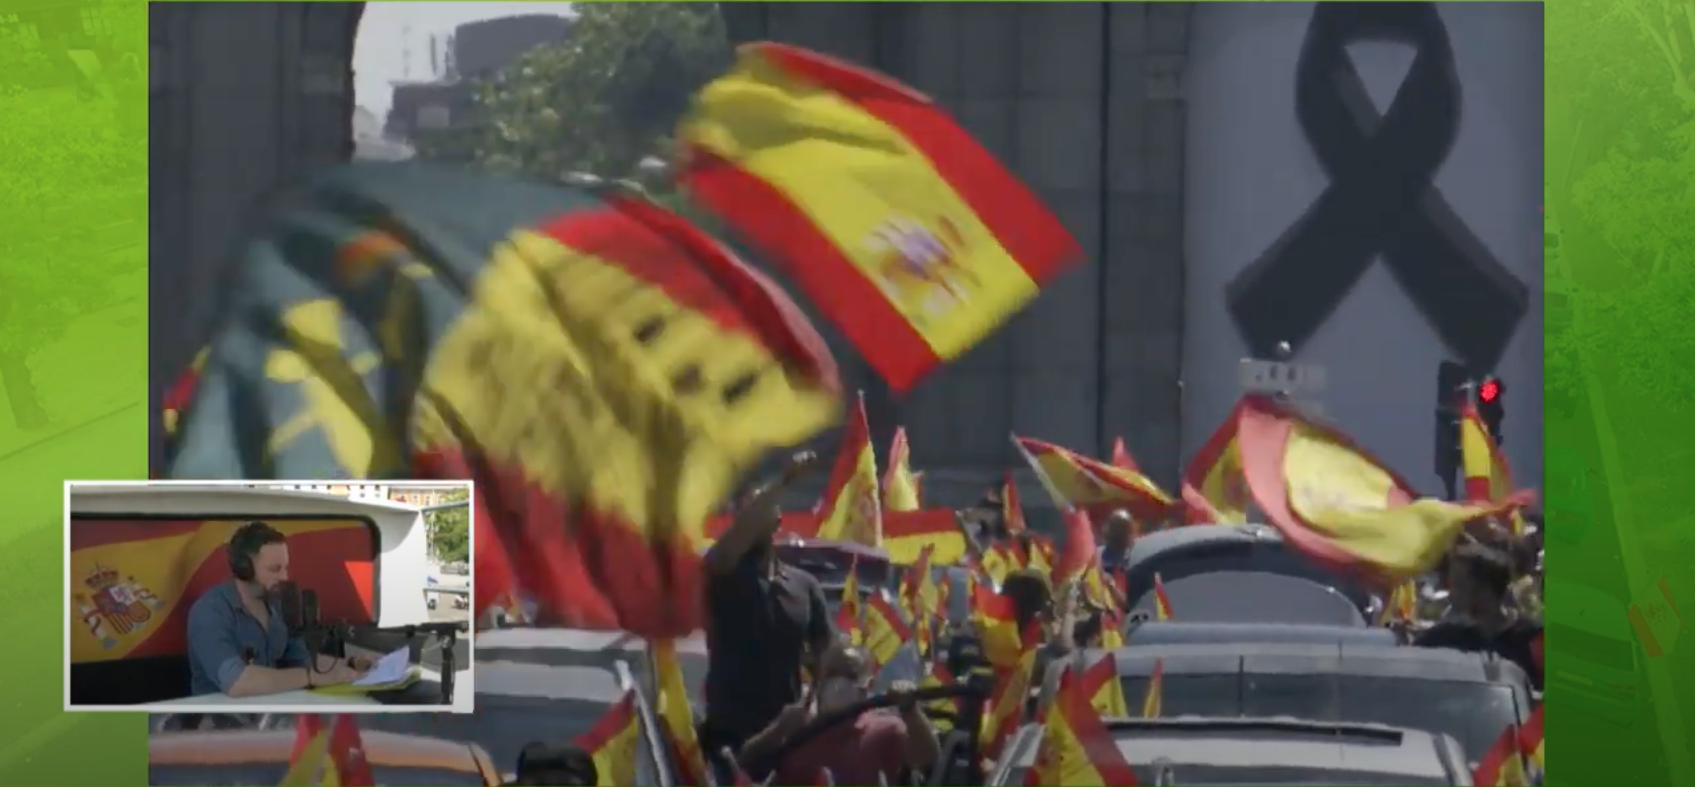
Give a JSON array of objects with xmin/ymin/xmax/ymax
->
[{"xmin": 185, "ymin": 521, "xmax": 370, "ymax": 697}]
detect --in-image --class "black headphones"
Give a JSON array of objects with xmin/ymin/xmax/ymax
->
[{"xmin": 227, "ymin": 521, "xmax": 279, "ymax": 581}]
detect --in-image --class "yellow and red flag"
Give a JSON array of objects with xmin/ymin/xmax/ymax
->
[
  {"xmin": 281, "ymin": 715, "xmax": 375, "ymax": 786},
  {"xmin": 1054, "ymin": 508, "xmax": 1098, "ymax": 585},
  {"xmin": 982, "ymin": 624, "xmax": 1043, "ymax": 760},
  {"xmin": 815, "ymin": 393, "xmax": 883, "ymax": 547},
  {"xmin": 899, "ymin": 545, "xmax": 940, "ymax": 656},
  {"xmin": 1472, "ymin": 719, "xmax": 1530, "ymax": 786},
  {"xmin": 973, "ymin": 578, "xmax": 1025, "ymax": 669},
  {"xmin": 280, "ymin": 716, "xmax": 333, "ymax": 786},
  {"xmin": 1375, "ymin": 581, "xmax": 1420, "ymax": 626},
  {"xmin": 1078, "ymin": 652, "xmax": 1130, "ymax": 719},
  {"xmin": 1237, "ymin": 395, "xmax": 1532, "ymax": 584},
  {"xmin": 160, "ymin": 347, "xmax": 209, "ymax": 443},
  {"xmin": 1182, "ymin": 400, "xmax": 1251, "ymax": 525},
  {"xmin": 920, "ymin": 661, "xmax": 960, "ymax": 734},
  {"xmin": 1152, "ymin": 573, "xmax": 1173, "ymax": 621},
  {"xmin": 1002, "ymin": 473, "xmax": 1029, "ymax": 536},
  {"xmin": 164, "ymin": 167, "xmax": 844, "ymax": 641},
  {"xmin": 653, "ymin": 639, "xmax": 711, "ymax": 786},
  {"xmin": 1109, "ymin": 437, "xmax": 1137, "ymax": 471},
  {"xmin": 70, "ymin": 519, "xmax": 374, "ymax": 664},
  {"xmin": 1024, "ymin": 664, "xmax": 1141, "ymax": 786},
  {"xmin": 863, "ymin": 589, "xmax": 914, "ymax": 670},
  {"xmin": 577, "ymin": 688, "xmax": 642, "ymax": 786},
  {"xmin": 978, "ymin": 542, "xmax": 1017, "ymax": 586},
  {"xmin": 1015, "ymin": 436, "xmax": 1177, "ymax": 523},
  {"xmin": 1460, "ymin": 400, "xmax": 1527, "ymax": 535},
  {"xmin": 677, "ymin": 42, "xmax": 1083, "ymax": 392},
  {"xmin": 836, "ymin": 555, "xmax": 865, "ymax": 644},
  {"xmin": 883, "ymin": 509, "xmax": 969, "ymax": 566},
  {"xmin": 1098, "ymin": 608, "xmax": 1126, "ymax": 650},
  {"xmin": 1518, "ymin": 705, "xmax": 1544, "ymax": 777},
  {"xmin": 883, "ymin": 427, "xmax": 922, "ymax": 512},
  {"xmin": 1022, "ymin": 534, "xmax": 1055, "ymax": 575},
  {"xmin": 1141, "ymin": 659, "xmax": 1164, "ymax": 718}
]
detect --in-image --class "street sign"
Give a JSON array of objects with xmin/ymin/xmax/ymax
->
[{"xmin": 1240, "ymin": 358, "xmax": 1327, "ymax": 396}]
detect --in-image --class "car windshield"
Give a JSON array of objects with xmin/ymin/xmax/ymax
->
[
  {"xmin": 1117, "ymin": 674, "xmax": 1521, "ymax": 760},
  {"xmin": 148, "ymin": 764, "xmax": 485, "ymax": 786}
]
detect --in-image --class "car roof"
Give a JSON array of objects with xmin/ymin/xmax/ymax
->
[
  {"xmin": 1095, "ymin": 718, "xmax": 1452, "ymax": 781},
  {"xmin": 149, "ymin": 729, "xmax": 487, "ymax": 771},
  {"xmin": 1122, "ymin": 621, "xmax": 1399, "ymax": 647},
  {"xmin": 1124, "ymin": 523, "xmax": 1281, "ymax": 566},
  {"xmin": 1107, "ymin": 642, "xmax": 1531, "ymax": 685}
]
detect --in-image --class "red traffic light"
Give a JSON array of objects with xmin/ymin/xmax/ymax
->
[{"xmin": 1479, "ymin": 379, "xmax": 1502, "ymax": 403}]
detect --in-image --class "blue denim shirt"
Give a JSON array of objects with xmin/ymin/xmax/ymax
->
[{"xmin": 186, "ymin": 582, "xmax": 311, "ymax": 696}]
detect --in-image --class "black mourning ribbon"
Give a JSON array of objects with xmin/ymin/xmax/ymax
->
[{"xmin": 1225, "ymin": 2, "xmax": 1528, "ymax": 372}]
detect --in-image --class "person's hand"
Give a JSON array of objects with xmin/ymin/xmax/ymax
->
[
  {"xmin": 782, "ymin": 450, "xmax": 822, "ymax": 481},
  {"xmin": 347, "ymin": 654, "xmax": 375, "ymax": 672},
  {"xmin": 319, "ymin": 660, "xmax": 366, "ymax": 686},
  {"xmin": 888, "ymin": 680, "xmax": 919, "ymax": 714}
]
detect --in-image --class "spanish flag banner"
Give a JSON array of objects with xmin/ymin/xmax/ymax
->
[
  {"xmin": 653, "ymin": 639, "xmax": 711, "ymax": 786},
  {"xmin": 1460, "ymin": 400, "xmax": 1526, "ymax": 534},
  {"xmin": 677, "ymin": 42, "xmax": 1083, "ymax": 392},
  {"xmin": 981, "ymin": 626, "xmax": 1042, "ymax": 760},
  {"xmin": 1152, "ymin": 573, "xmax": 1174, "ymax": 621},
  {"xmin": 863, "ymin": 589, "xmax": 914, "ymax": 670},
  {"xmin": 281, "ymin": 715, "xmax": 375, "ymax": 786},
  {"xmin": 1014, "ymin": 436, "xmax": 1177, "ymax": 523},
  {"xmin": 1237, "ymin": 395, "xmax": 1530, "ymax": 584},
  {"xmin": 1099, "ymin": 609, "xmax": 1127, "ymax": 650},
  {"xmin": 837, "ymin": 555, "xmax": 865, "ymax": 644},
  {"xmin": 71, "ymin": 518, "xmax": 374, "ymax": 664},
  {"xmin": 973, "ymin": 579, "xmax": 1024, "ymax": 670},
  {"xmin": 883, "ymin": 509, "xmax": 968, "ymax": 566},
  {"xmin": 899, "ymin": 545, "xmax": 939, "ymax": 657},
  {"xmin": 919, "ymin": 662, "xmax": 960, "ymax": 734},
  {"xmin": 1002, "ymin": 473, "xmax": 1029, "ymax": 536},
  {"xmin": 1054, "ymin": 507, "xmax": 1098, "ymax": 585},
  {"xmin": 1024, "ymin": 666, "xmax": 1141, "ymax": 787},
  {"xmin": 1518, "ymin": 705, "xmax": 1544, "ymax": 777},
  {"xmin": 1141, "ymin": 659, "xmax": 1165, "ymax": 718},
  {"xmin": 1472, "ymin": 719, "xmax": 1530, "ymax": 787},
  {"xmin": 160, "ymin": 347, "xmax": 209, "ymax": 444},
  {"xmin": 883, "ymin": 427, "xmax": 922, "ymax": 512},
  {"xmin": 577, "ymin": 689, "xmax": 642, "ymax": 786},
  {"xmin": 1078, "ymin": 653, "xmax": 1130, "ymax": 720},
  {"xmin": 1182, "ymin": 400, "xmax": 1251, "ymax": 525},
  {"xmin": 979, "ymin": 543, "xmax": 1017, "ymax": 586},
  {"xmin": 279, "ymin": 719, "xmax": 333, "ymax": 786},
  {"xmin": 1374, "ymin": 581, "xmax": 1420, "ymax": 626},
  {"xmin": 815, "ymin": 393, "xmax": 883, "ymax": 547},
  {"xmin": 164, "ymin": 164, "xmax": 843, "ymax": 639},
  {"xmin": 1110, "ymin": 437, "xmax": 1137, "ymax": 471}
]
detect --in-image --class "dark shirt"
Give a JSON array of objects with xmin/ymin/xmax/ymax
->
[
  {"xmin": 186, "ymin": 582, "xmax": 310, "ymax": 696},
  {"xmin": 704, "ymin": 557, "xmax": 833, "ymax": 745},
  {"xmin": 1413, "ymin": 617, "xmax": 1544, "ymax": 690},
  {"xmin": 1098, "ymin": 544, "xmax": 1130, "ymax": 574}
]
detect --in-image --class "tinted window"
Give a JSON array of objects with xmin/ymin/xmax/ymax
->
[
  {"xmin": 148, "ymin": 764, "xmax": 485, "ymax": 786},
  {"xmin": 1118, "ymin": 674, "xmax": 1521, "ymax": 761}
]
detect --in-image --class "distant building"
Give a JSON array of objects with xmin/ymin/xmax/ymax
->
[
  {"xmin": 352, "ymin": 105, "xmax": 414, "ymax": 160},
  {"xmin": 262, "ymin": 482, "xmax": 464, "ymax": 508},
  {"xmin": 384, "ymin": 14, "xmax": 572, "ymax": 145}
]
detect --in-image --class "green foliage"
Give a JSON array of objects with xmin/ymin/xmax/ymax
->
[
  {"xmin": 418, "ymin": 4, "xmax": 730, "ymax": 183},
  {"xmin": 425, "ymin": 488, "xmax": 472, "ymax": 564}
]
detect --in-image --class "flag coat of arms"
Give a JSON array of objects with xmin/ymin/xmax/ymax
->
[{"xmin": 164, "ymin": 163, "xmax": 843, "ymax": 639}]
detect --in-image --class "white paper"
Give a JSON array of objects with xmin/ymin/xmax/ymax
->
[{"xmin": 352, "ymin": 647, "xmax": 412, "ymax": 686}]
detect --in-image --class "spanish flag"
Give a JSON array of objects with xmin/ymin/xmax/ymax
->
[
  {"xmin": 1002, "ymin": 473, "xmax": 1029, "ymax": 536},
  {"xmin": 579, "ymin": 689, "xmax": 642, "ymax": 786},
  {"xmin": 677, "ymin": 42, "xmax": 1083, "ymax": 392},
  {"xmin": 281, "ymin": 715, "xmax": 375, "ymax": 786},
  {"xmin": 1015, "ymin": 436, "xmax": 1177, "ymax": 523},
  {"xmin": 652, "ymin": 640, "xmax": 711, "ymax": 786},
  {"xmin": 1518, "ymin": 705, "xmax": 1544, "ymax": 777},
  {"xmin": 863, "ymin": 588, "xmax": 914, "ymax": 670},
  {"xmin": 1182, "ymin": 399, "xmax": 1252, "ymax": 524},
  {"xmin": 1460, "ymin": 400, "xmax": 1526, "ymax": 534},
  {"xmin": 1054, "ymin": 508, "xmax": 1098, "ymax": 585},
  {"xmin": 1098, "ymin": 608, "xmax": 1126, "ymax": 650},
  {"xmin": 1374, "ymin": 581, "xmax": 1420, "ymax": 626},
  {"xmin": 837, "ymin": 555, "xmax": 864, "ymax": 644},
  {"xmin": 1152, "ymin": 573, "xmax": 1173, "ymax": 621},
  {"xmin": 1472, "ymin": 719, "xmax": 1530, "ymax": 786},
  {"xmin": 1237, "ymin": 395, "xmax": 1531, "ymax": 584},
  {"xmin": 982, "ymin": 624, "xmax": 1042, "ymax": 760},
  {"xmin": 973, "ymin": 579, "xmax": 1025, "ymax": 669},
  {"xmin": 1141, "ymin": 659, "xmax": 1164, "ymax": 718},
  {"xmin": 883, "ymin": 509, "xmax": 969, "ymax": 566},
  {"xmin": 160, "ymin": 347, "xmax": 209, "ymax": 444},
  {"xmin": 883, "ymin": 427, "xmax": 922, "ymax": 512},
  {"xmin": 979, "ymin": 543, "xmax": 1016, "ymax": 586},
  {"xmin": 899, "ymin": 544, "xmax": 940, "ymax": 655},
  {"xmin": 1024, "ymin": 665, "xmax": 1141, "ymax": 786},
  {"xmin": 164, "ymin": 164, "xmax": 843, "ymax": 640},
  {"xmin": 920, "ymin": 661, "xmax": 960, "ymax": 734},
  {"xmin": 280, "ymin": 717, "xmax": 333, "ymax": 786},
  {"xmin": 1078, "ymin": 653, "xmax": 1130, "ymax": 720},
  {"xmin": 1109, "ymin": 437, "xmax": 1137, "ymax": 471},
  {"xmin": 816, "ymin": 393, "xmax": 883, "ymax": 547}
]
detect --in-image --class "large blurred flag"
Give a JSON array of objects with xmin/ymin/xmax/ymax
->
[
  {"xmin": 71, "ymin": 519, "xmax": 371, "ymax": 664},
  {"xmin": 676, "ymin": 42, "xmax": 1082, "ymax": 392},
  {"xmin": 1182, "ymin": 400, "xmax": 1251, "ymax": 524},
  {"xmin": 1024, "ymin": 664, "xmax": 1141, "ymax": 786},
  {"xmin": 1460, "ymin": 399, "xmax": 1526, "ymax": 535},
  {"xmin": 883, "ymin": 427, "xmax": 922, "ymax": 512},
  {"xmin": 1237, "ymin": 395, "xmax": 1529, "ymax": 584},
  {"xmin": 1014, "ymin": 436, "xmax": 1177, "ymax": 523},
  {"xmin": 164, "ymin": 163, "xmax": 843, "ymax": 639},
  {"xmin": 883, "ymin": 509, "xmax": 968, "ymax": 565},
  {"xmin": 652, "ymin": 640, "xmax": 711, "ymax": 786},
  {"xmin": 815, "ymin": 393, "xmax": 883, "ymax": 547},
  {"xmin": 578, "ymin": 689, "xmax": 642, "ymax": 786}
]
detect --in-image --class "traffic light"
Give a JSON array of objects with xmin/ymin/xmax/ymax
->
[
  {"xmin": 1477, "ymin": 376, "xmax": 1505, "ymax": 445},
  {"xmin": 1434, "ymin": 361, "xmax": 1470, "ymax": 498}
]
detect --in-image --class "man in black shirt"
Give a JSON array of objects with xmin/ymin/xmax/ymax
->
[
  {"xmin": 1412, "ymin": 540, "xmax": 1544, "ymax": 689},
  {"xmin": 700, "ymin": 451, "xmax": 835, "ymax": 773}
]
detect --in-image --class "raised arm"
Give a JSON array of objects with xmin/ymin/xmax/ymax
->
[{"xmin": 705, "ymin": 451, "xmax": 822, "ymax": 575}]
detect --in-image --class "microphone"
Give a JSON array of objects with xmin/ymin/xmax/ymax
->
[
  {"xmin": 279, "ymin": 582, "xmax": 304, "ymax": 634},
  {"xmin": 301, "ymin": 589, "xmax": 321, "ymax": 629}
]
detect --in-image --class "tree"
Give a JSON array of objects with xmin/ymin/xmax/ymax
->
[
  {"xmin": 418, "ymin": 4, "xmax": 731, "ymax": 184},
  {"xmin": 424, "ymin": 488, "xmax": 472, "ymax": 564}
]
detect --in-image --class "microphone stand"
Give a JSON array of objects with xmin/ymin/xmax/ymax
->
[{"xmin": 384, "ymin": 621, "xmax": 465, "ymax": 704}]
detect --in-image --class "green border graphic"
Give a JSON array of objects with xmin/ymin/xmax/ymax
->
[{"xmin": 0, "ymin": 1, "xmax": 1688, "ymax": 786}]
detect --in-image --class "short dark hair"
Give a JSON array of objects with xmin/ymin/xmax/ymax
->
[
  {"xmin": 230, "ymin": 521, "xmax": 286, "ymax": 556},
  {"xmin": 514, "ymin": 742, "xmax": 597, "ymax": 786},
  {"xmin": 1001, "ymin": 569, "xmax": 1053, "ymax": 627},
  {"xmin": 1452, "ymin": 540, "xmax": 1514, "ymax": 597}
]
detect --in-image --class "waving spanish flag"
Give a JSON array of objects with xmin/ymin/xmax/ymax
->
[
  {"xmin": 1054, "ymin": 508, "xmax": 1098, "ymax": 585},
  {"xmin": 1002, "ymin": 473, "xmax": 1029, "ymax": 536},
  {"xmin": 1518, "ymin": 705, "xmax": 1544, "ymax": 778},
  {"xmin": 973, "ymin": 578, "xmax": 1025, "ymax": 669},
  {"xmin": 1024, "ymin": 664, "xmax": 1141, "ymax": 786},
  {"xmin": 653, "ymin": 639, "xmax": 711, "ymax": 786},
  {"xmin": 1078, "ymin": 653, "xmax": 1130, "ymax": 720},
  {"xmin": 1460, "ymin": 400, "xmax": 1527, "ymax": 535},
  {"xmin": 1141, "ymin": 660, "xmax": 1165, "ymax": 718},
  {"xmin": 884, "ymin": 509, "xmax": 968, "ymax": 565},
  {"xmin": 677, "ymin": 42, "xmax": 1083, "ymax": 392},
  {"xmin": 1152, "ymin": 573, "xmax": 1174, "ymax": 621},
  {"xmin": 1110, "ymin": 437, "xmax": 1137, "ymax": 471},
  {"xmin": 1472, "ymin": 718, "xmax": 1531, "ymax": 786},
  {"xmin": 160, "ymin": 347, "xmax": 209, "ymax": 446},
  {"xmin": 1183, "ymin": 400, "xmax": 1251, "ymax": 524},
  {"xmin": 816, "ymin": 393, "xmax": 883, "ymax": 547},
  {"xmin": 837, "ymin": 555, "xmax": 865, "ymax": 644},
  {"xmin": 982, "ymin": 624, "xmax": 1043, "ymax": 760},
  {"xmin": 1015, "ymin": 436, "xmax": 1177, "ymax": 522},
  {"xmin": 883, "ymin": 427, "xmax": 922, "ymax": 512},
  {"xmin": 863, "ymin": 588, "xmax": 914, "ymax": 670},
  {"xmin": 164, "ymin": 164, "xmax": 843, "ymax": 640},
  {"xmin": 281, "ymin": 715, "xmax": 375, "ymax": 786},
  {"xmin": 1237, "ymin": 395, "xmax": 1531, "ymax": 584},
  {"xmin": 578, "ymin": 689, "xmax": 642, "ymax": 786}
]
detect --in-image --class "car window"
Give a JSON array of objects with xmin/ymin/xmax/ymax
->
[
  {"xmin": 148, "ymin": 764, "xmax": 487, "ymax": 786},
  {"xmin": 1118, "ymin": 673, "xmax": 1521, "ymax": 761}
]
